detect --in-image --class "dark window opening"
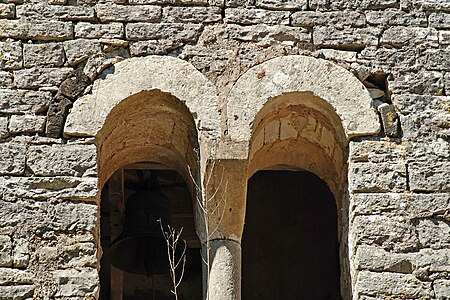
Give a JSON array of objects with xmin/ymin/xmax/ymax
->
[{"xmin": 242, "ymin": 170, "xmax": 342, "ymax": 300}]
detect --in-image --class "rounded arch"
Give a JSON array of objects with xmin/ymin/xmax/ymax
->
[
  {"xmin": 64, "ymin": 55, "xmax": 220, "ymax": 142},
  {"xmin": 227, "ymin": 55, "xmax": 380, "ymax": 144}
]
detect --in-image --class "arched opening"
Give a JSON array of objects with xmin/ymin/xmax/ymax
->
[
  {"xmin": 242, "ymin": 92, "xmax": 348, "ymax": 299},
  {"xmin": 96, "ymin": 90, "xmax": 202, "ymax": 300}
]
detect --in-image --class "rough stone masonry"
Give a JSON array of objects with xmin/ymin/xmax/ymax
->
[{"xmin": 0, "ymin": 0, "xmax": 449, "ymax": 299}]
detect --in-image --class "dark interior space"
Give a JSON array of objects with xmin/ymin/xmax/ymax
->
[{"xmin": 242, "ymin": 170, "xmax": 342, "ymax": 300}]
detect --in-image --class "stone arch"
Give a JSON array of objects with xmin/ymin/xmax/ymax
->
[{"xmin": 227, "ymin": 55, "xmax": 380, "ymax": 146}]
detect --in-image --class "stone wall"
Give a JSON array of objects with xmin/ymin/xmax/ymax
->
[{"xmin": 0, "ymin": 0, "xmax": 449, "ymax": 299}]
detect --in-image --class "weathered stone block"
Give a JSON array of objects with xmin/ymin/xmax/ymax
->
[
  {"xmin": 226, "ymin": 8, "xmax": 289, "ymax": 25},
  {"xmin": 365, "ymin": 9, "xmax": 427, "ymax": 26},
  {"xmin": 59, "ymin": 71, "xmax": 90, "ymax": 100},
  {"xmin": 429, "ymin": 12, "xmax": 450, "ymax": 29},
  {"xmin": 2, "ymin": 176, "xmax": 98, "ymax": 201},
  {"xmin": 415, "ymin": 219, "xmax": 450, "ymax": 249},
  {"xmin": 53, "ymin": 269, "xmax": 98, "ymax": 297},
  {"xmin": 349, "ymin": 140, "xmax": 406, "ymax": 163},
  {"xmin": 292, "ymin": 10, "xmax": 365, "ymax": 27},
  {"xmin": 0, "ymin": 19, "xmax": 73, "ymax": 41},
  {"xmin": 0, "ymin": 3, "xmax": 15, "ymax": 18},
  {"xmin": 356, "ymin": 246, "xmax": 413, "ymax": 273},
  {"xmin": 349, "ymin": 162, "xmax": 407, "ymax": 192},
  {"xmin": 0, "ymin": 40, "xmax": 22, "ymax": 70},
  {"xmin": 51, "ymin": 201, "xmax": 97, "ymax": 232},
  {"xmin": 130, "ymin": 40, "xmax": 183, "ymax": 56},
  {"xmin": 391, "ymin": 94, "xmax": 448, "ymax": 116},
  {"xmin": 0, "ymin": 235, "xmax": 12, "ymax": 267},
  {"xmin": 225, "ymin": 0, "xmax": 253, "ymax": 6},
  {"xmin": 9, "ymin": 115, "xmax": 46, "ymax": 134},
  {"xmin": 406, "ymin": 0, "xmax": 450, "ymax": 11},
  {"xmin": 313, "ymin": 26, "xmax": 380, "ymax": 49},
  {"xmin": 381, "ymin": 26, "xmax": 438, "ymax": 48},
  {"xmin": 352, "ymin": 215, "xmax": 418, "ymax": 251},
  {"xmin": 58, "ymin": 242, "xmax": 97, "ymax": 268},
  {"xmin": 446, "ymin": 73, "xmax": 450, "ymax": 96},
  {"xmin": 415, "ymin": 248, "xmax": 450, "ymax": 272},
  {"xmin": 255, "ymin": 0, "xmax": 307, "ymax": 10},
  {"xmin": 27, "ymin": 144, "xmax": 97, "ymax": 177},
  {"xmin": 23, "ymin": 42, "xmax": 65, "ymax": 67},
  {"xmin": 0, "ymin": 116, "xmax": 7, "ymax": 138},
  {"xmin": 63, "ymin": 39, "xmax": 101, "ymax": 66},
  {"xmin": 227, "ymin": 24, "xmax": 311, "ymax": 43},
  {"xmin": 164, "ymin": 6, "xmax": 222, "ymax": 23},
  {"xmin": 418, "ymin": 49, "xmax": 450, "ymax": 71},
  {"xmin": 0, "ymin": 89, "xmax": 51, "ymax": 114},
  {"xmin": 13, "ymin": 67, "xmax": 73, "ymax": 89},
  {"xmin": 434, "ymin": 280, "xmax": 450, "ymax": 300},
  {"xmin": 75, "ymin": 22, "xmax": 124, "ymax": 39},
  {"xmin": 0, "ymin": 268, "xmax": 34, "ymax": 285},
  {"xmin": 0, "ymin": 286, "xmax": 35, "ymax": 299},
  {"xmin": 13, "ymin": 238, "xmax": 29, "ymax": 268},
  {"xmin": 96, "ymin": 4, "xmax": 161, "ymax": 22},
  {"xmin": 356, "ymin": 271, "xmax": 433, "ymax": 298},
  {"xmin": 377, "ymin": 103, "xmax": 399, "ymax": 137},
  {"xmin": 388, "ymin": 71, "xmax": 443, "ymax": 95},
  {"xmin": 409, "ymin": 161, "xmax": 450, "ymax": 192},
  {"xmin": 0, "ymin": 71, "xmax": 13, "ymax": 88},
  {"xmin": 17, "ymin": 3, "xmax": 95, "ymax": 20},
  {"xmin": 310, "ymin": 0, "xmax": 398, "ymax": 9},
  {"xmin": 0, "ymin": 143, "xmax": 26, "ymax": 175},
  {"xmin": 126, "ymin": 23, "xmax": 203, "ymax": 41}
]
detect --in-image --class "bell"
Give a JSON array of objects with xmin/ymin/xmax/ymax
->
[{"xmin": 108, "ymin": 188, "xmax": 172, "ymax": 275}]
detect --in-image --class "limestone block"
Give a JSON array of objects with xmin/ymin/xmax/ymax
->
[
  {"xmin": 9, "ymin": 115, "xmax": 46, "ymax": 134},
  {"xmin": 13, "ymin": 238, "xmax": 29, "ymax": 268},
  {"xmin": 351, "ymin": 193, "xmax": 450, "ymax": 218},
  {"xmin": 377, "ymin": 103, "xmax": 398, "ymax": 137},
  {"xmin": 322, "ymin": 49, "xmax": 357, "ymax": 62},
  {"xmin": 0, "ymin": 71, "xmax": 13, "ymax": 88},
  {"xmin": 418, "ymin": 49, "xmax": 450, "ymax": 71},
  {"xmin": 291, "ymin": 10, "xmax": 365, "ymax": 27},
  {"xmin": 434, "ymin": 280, "xmax": 450, "ymax": 300},
  {"xmin": 381, "ymin": 26, "xmax": 438, "ymax": 48},
  {"xmin": 0, "ymin": 40, "xmax": 22, "ymax": 70},
  {"xmin": 0, "ymin": 143, "xmax": 26, "ymax": 175},
  {"xmin": 313, "ymin": 26, "xmax": 380, "ymax": 49},
  {"xmin": 51, "ymin": 201, "xmax": 97, "ymax": 232},
  {"xmin": 388, "ymin": 71, "xmax": 443, "ymax": 95},
  {"xmin": 358, "ymin": 47, "xmax": 416, "ymax": 70},
  {"xmin": 407, "ymin": 0, "xmax": 450, "ymax": 11},
  {"xmin": 365, "ymin": 9, "xmax": 427, "ymax": 26},
  {"xmin": 0, "ymin": 235, "xmax": 12, "ymax": 267},
  {"xmin": 440, "ymin": 31, "xmax": 450, "ymax": 44},
  {"xmin": 53, "ymin": 269, "xmax": 98, "ymax": 297},
  {"xmin": 415, "ymin": 219, "xmax": 450, "ymax": 249},
  {"xmin": 82, "ymin": 51, "xmax": 127, "ymax": 81},
  {"xmin": 349, "ymin": 140, "xmax": 406, "ymax": 163},
  {"xmin": 46, "ymin": 94, "xmax": 71, "ymax": 138},
  {"xmin": 164, "ymin": 6, "xmax": 222, "ymax": 23},
  {"xmin": 409, "ymin": 161, "xmax": 450, "ymax": 192},
  {"xmin": 16, "ymin": 3, "xmax": 94, "ymax": 20},
  {"xmin": 349, "ymin": 162, "xmax": 407, "ymax": 192},
  {"xmin": 0, "ymin": 19, "xmax": 73, "ymax": 41},
  {"xmin": 0, "ymin": 268, "xmax": 34, "ymax": 285},
  {"xmin": 0, "ymin": 89, "xmax": 51, "ymax": 114},
  {"xmin": 96, "ymin": 4, "xmax": 161, "ymax": 22},
  {"xmin": 355, "ymin": 246, "xmax": 413, "ymax": 273},
  {"xmin": 0, "ymin": 116, "xmax": 7, "ymax": 138},
  {"xmin": 352, "ymin": 215, "xmax": 419, "ymax": 252},
  {"xmin": 75, "ymin": 22, "xmax": 123, "ymax": 39},
  {"xmin": 255, "ymin": 0, "xmax": 307, "ymax": 9},
  {"xmin": 225, "ymin": 0, "xmax": 253, "ymax": 6},
  {"xmin": 13, "ymin": 67, "xmax": 73, "ymax": 89},
  {"xmin": 23, "ymin": 42, "xmax": 65, "ymax": 67},
  {"xmin": 225, "ymin": 8, "xmax": 289, "ymax": 25},
  {"xmin": 429, "ymin": 12, "xmax": 450, "ymax": 29},
  {"xmin": 0, "ymin": 4, "xmax": 14, "ymax": 18},
  {"xmin": 407, "ymin": 138, "xmax": 450, "ymax": 163},
  {"xmin": 310, "ymin": 0, "xmax": 398, "ymax": 9},
  {"xmin": 2, "ymin": 176, "xmax": 98, "ymax": 201},
  {"xmin": 126, "ymin": 23, "xmax": 202, "ymax": 41},
  {"xmin": 63, "ymin": 39, "xmax": 101, "ymax": 66},
  {"xmin": 227, "ymin": 24, "xmax": 311, "ymax": 43},
  {"xmin": 27, "ymin": 144, "xmax": 97, "ymax": 177},
  {"xmin": 0, "ymin": 286, "xmax": 35, "ymax": 299},
  {"xmin": 58, "ymin": 242, "xmax": 97, "ymax": 268},
  {"xmin": 415, "ymin": 249, "xmax": 450, "ymax": 272},
  {"xmin": 129, "ymin": 40, "xmax": 183, "ymax": 56},
  {"xmin": 355, "ymin": 271, "xmax": 432, "ymax": 298}
]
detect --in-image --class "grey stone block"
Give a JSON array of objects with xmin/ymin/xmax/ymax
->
[{"xmin": 23, "ymin": 42, "xmax": 65, "ymax": 67}]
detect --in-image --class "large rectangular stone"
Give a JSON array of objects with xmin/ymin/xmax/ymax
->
[
  {"xmin": 96, "ymin": 4, "xmax": 161, "ymax": 22},
  {"xmin": 16, "ymin": 3, "xmax": 94, "ymax": 20},
  {"xmin": 164, "ymin": 6, "xmax": 222, "ymax": 23},
  {"xmin": 0, "ymin": 19, "xmax": 73, "ymax": 41},
  {"xmin": 13, "ymin": 67, "xmax": 73, "ymax": 89},
  {"xmin": 27, "ymin": 144, "xmax": 97, "ymax": 177},
  {"xmin": 0, "ymin": 40, "xmax": 22, "ymax": 70},
  {"xmin": 255, "ymin": 0, "xmax": 307, "ymax": 10},
  {"xmin": 429, "ymin": 12, "xmax": 450, "ymax": 29},
  {"xmin": 130, "ymin": 0, "xmax": 208, "ymax": 3},
  {"xmin": 23, "ymin": 42, "xmax": 65, "ymax": 67},
  {"xmin": 63, "ymin": 39, "xmax": 102, "ymax": 66},
  {"xmin": 0, "ymin": 71, "xmax": 13, "ymax": 88},
  {"xmin": 0, "ymin": 89, "xmax": 51, "ymax": 114},
  {"xmin": 0, "ymin": 143, "xmax": 26, "ymax": 175},
  {"xmin": 53, "ymin": 269, "xmax": 98, "ymax": 297},
  {"xmin": 313, "ymin": 26, "xmax": 380, "ymax": 49},
  {"xmin": 406, "ymin": 0, "xmax": 450, "ymax": 11},
  {"xmin": 356, "ymin": 271, "xmax": 433, "ymax": 298},
  {"xmin": 9, "ymin": 115, "xmax": 46, "ymax": 134},
  {"xmin": 0, "ymin": 268, "xmax": 34, "ymax": 285},
  {"xmin": 0, "ymin": 3, "xmax": 15, "ymax": 18},
  {"xmin": 126, "ymin": 23, "xmax": 202, "ymax": 41},
  {"xmin": 418, "ymin": 49, "xmax": 450, "ymax": 71},
  {"xmin": 415, "ymin": 219, "xmax": 450, "ymax": 249},
  {"xmin": 349, "ymin": 162, "xmax": 407, "ymax": 192},
  {"xmin": 75, "ymin": 22, "xmax": 124, "ymax": 39},
  {"xmin": 365, "ymin": 9, "xmax": 427, "ymax": 26},
  {"xmin": 381, "ymin": 26, "xmax": 438, "ymax": 48},
  {"xmin": 227, "ymin": 24, "xmax": 311, "ymax": 43},
  {"xmin": 409, "ymin": 161, "xmax": 450, "ymax": 192},
  {"xmin": 355, "ymin": 245, "xmax": 413, "ymax": 273},
  {"xmin": 310, "ymin": 0, "xmax": 398, "ymax": 9},
  {"xmin": 226, "ymin": 8, "xmax": 290, "ymax": 25},
  {"xmin": 388, "ymin": 71, "xmax": 443, "ymax": 95},
  {"xmin": 292, "ymin": 10, "xmax": 365, "ymax": 27},
  {"xmin": 349, "ymin": 140, "xmax": 406, "ymax": 163}
]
